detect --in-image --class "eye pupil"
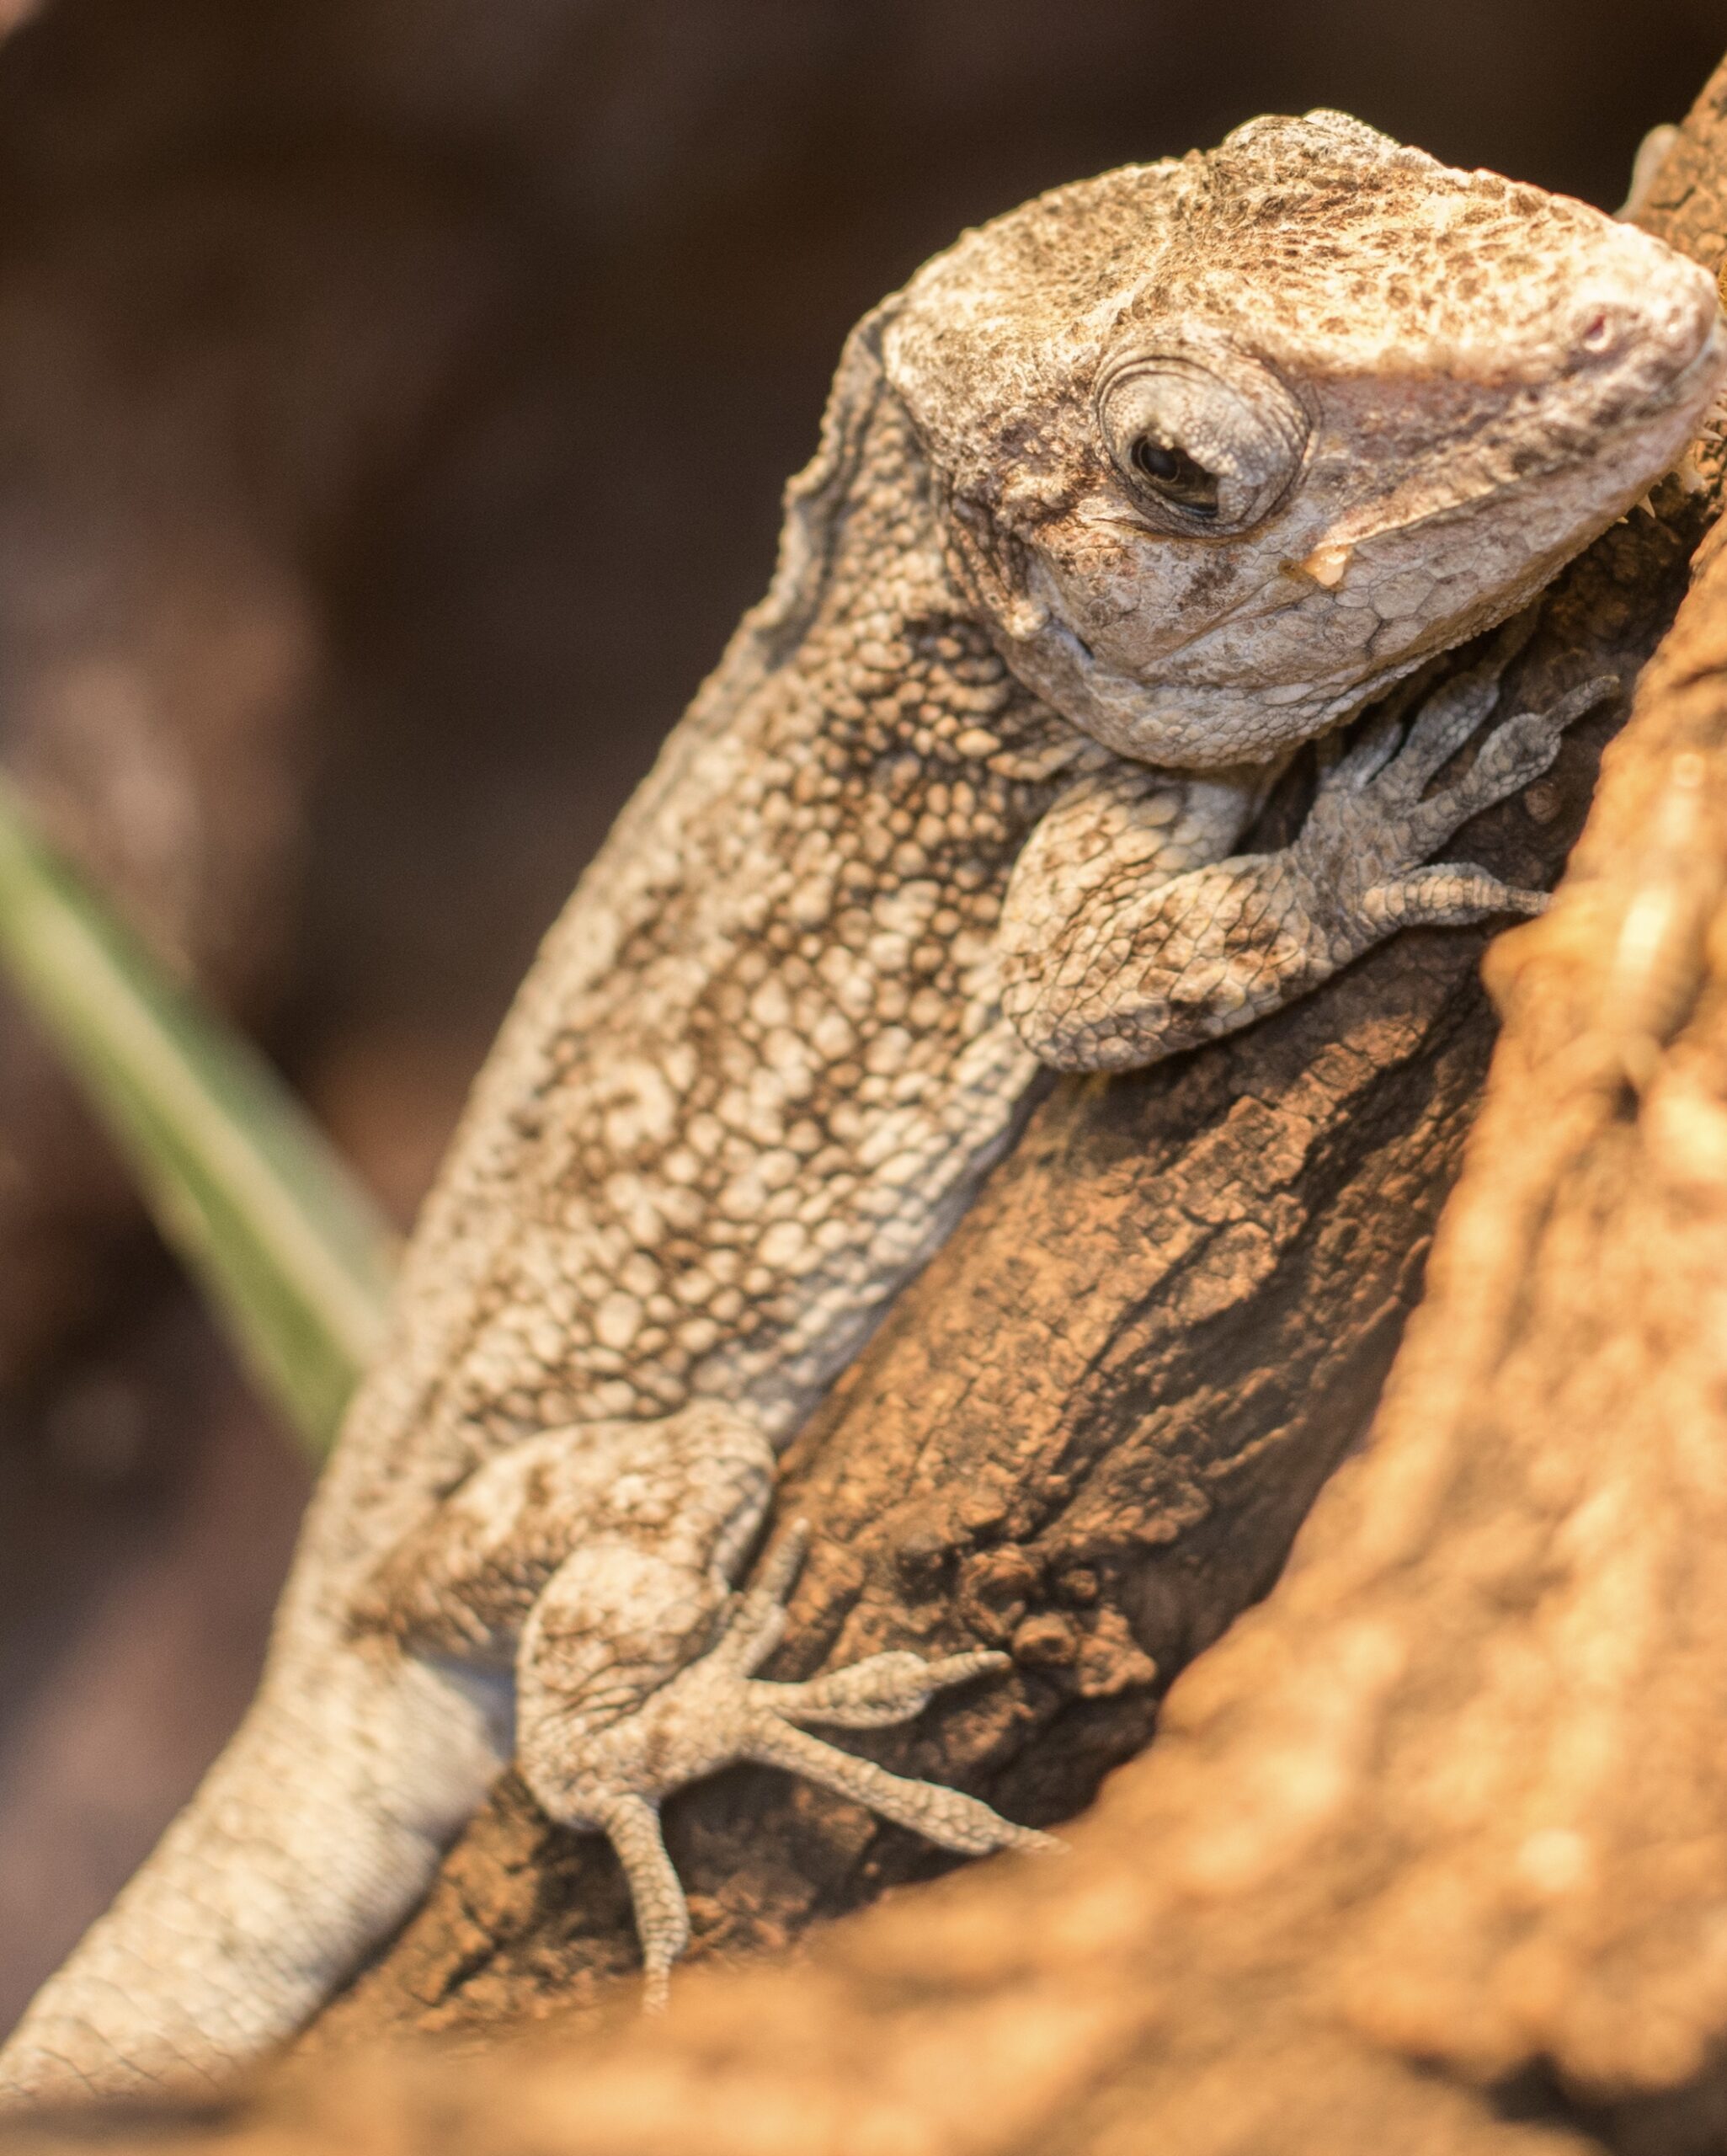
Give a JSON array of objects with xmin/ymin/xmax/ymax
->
[{"xmin": 1129, "ymin": 435, "xmax": 1220, "ymax": 518}]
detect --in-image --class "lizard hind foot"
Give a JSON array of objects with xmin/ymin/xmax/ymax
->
[{"xmin": 518, "ymin": 1520, "xmax": 1051, "ymax": 2008}]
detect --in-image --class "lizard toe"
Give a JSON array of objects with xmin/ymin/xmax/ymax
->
[
  {"xmin": 1364, "ymin": 865, "xmax": 1549, "ymax": 931},
  {"xmin": 592, "ymin": 1791, "xmax": 689, "ymax": 2009},
  {"xmin": 744, "ymin": 1715, "xmax": 1058, "ymax": 1858}
]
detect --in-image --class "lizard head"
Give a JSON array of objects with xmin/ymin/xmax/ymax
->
[{"xmin": 881, "ymin": 110, "xmax": 1727, "ymax": 770}]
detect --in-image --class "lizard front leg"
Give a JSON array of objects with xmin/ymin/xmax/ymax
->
[
  {"xmin": 999, "ymin": 657, "xmax": 1616, "ymax": 1074},
  {"xmin": 369, "ymin": 1406, "xmax": 1047, "ymax": 2005}
]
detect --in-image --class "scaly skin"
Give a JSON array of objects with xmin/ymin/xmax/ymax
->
[{"xmin": 3, "ymin": 111, "xmax": 1721, "ymax": 2106}]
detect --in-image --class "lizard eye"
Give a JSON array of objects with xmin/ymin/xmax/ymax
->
[
  {"xmin": 1100, "ymin": 353, "xmax": 1308, "ymax": 535},
  {"xmin": 1129, "ymin": 436, "xmax": 1219, "ymax": 518}
]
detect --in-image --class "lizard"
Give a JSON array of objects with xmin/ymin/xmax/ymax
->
[{"xmin": 2, "ymin": 109, "xmax": 1720, "ymax": 2108}]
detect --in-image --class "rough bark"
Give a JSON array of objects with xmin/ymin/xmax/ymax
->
[{"xmin": 12, "ymin": 56, "xmax": 1727, "ymax": 2156}]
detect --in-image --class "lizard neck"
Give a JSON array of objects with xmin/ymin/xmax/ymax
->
[{"xmin": 732, "ymin": 371, "xmax": 1095, "ymax": 794}]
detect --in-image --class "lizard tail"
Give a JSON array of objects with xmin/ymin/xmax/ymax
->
[{"xmin": 0, "ymin": 1644, "xmax": 503, "ymax": 2110}]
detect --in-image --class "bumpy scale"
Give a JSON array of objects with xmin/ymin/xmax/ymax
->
[{"xmin": 3, "ymin": 111, "xmax": 1721, "ymax": 2105}]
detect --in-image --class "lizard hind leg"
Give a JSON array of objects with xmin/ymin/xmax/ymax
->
[{"xmin": 495, "ymin": 1433, "xmax": 1049, "ymax": 2004}]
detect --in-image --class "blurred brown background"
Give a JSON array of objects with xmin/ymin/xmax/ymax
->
[{"xmin": 0, "ymin": 0, "xmax": 1719, "ymax": 2029}]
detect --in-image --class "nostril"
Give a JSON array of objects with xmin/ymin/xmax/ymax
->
[{"xmin": 1578, "ymin": 308, "xmax": 1615, "ymax": 355}]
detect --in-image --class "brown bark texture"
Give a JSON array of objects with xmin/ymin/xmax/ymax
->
[{"xmin": 15, "ymin": 56, "xmax": 1727, "ymax": 2156}]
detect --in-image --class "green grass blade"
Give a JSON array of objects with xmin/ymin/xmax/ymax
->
[{"xmin": 0, "ymin": 775, "xmax": 398, "ymax": 1454}]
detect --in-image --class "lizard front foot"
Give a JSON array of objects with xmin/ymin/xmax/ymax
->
[
  {"xmin": 1298, "ymin": 652, "xmax": 1618, "ymax": 946},
  {"xmin": 519, "ymin": 1525, "xmax": 1053, "ymax": 2008}
]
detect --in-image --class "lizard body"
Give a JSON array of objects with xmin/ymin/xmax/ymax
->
[{"xmin": 3, "ymin": 111, "xmax": 1720, "ymax": 2105}]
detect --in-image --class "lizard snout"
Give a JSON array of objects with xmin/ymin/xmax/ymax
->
[{"xmin": 1567, "ymin": 241, "xmax": 1724, "ymax": 416}]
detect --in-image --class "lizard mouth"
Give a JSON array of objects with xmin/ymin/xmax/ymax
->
[{"xmin": 1604, "ymin": 301, "xmax": 1727, "ymax": 438}]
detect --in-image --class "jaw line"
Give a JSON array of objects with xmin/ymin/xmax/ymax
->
[
  {"xmin": 1043, "ymin": 568, "xmax": 1527, "ymax": 770},
  {"xmin": 1062, "ymin": 636, "xmax": 1427, "ymax": 765}
]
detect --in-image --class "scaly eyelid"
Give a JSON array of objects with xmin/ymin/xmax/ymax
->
[
  {"xmin": 1070, "ymin": 491, "xmax": 1289, "ymax": 542},
  {"xmin": 1075, "ymin": 501, "xmax": 1165, "ymax": 533}
]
